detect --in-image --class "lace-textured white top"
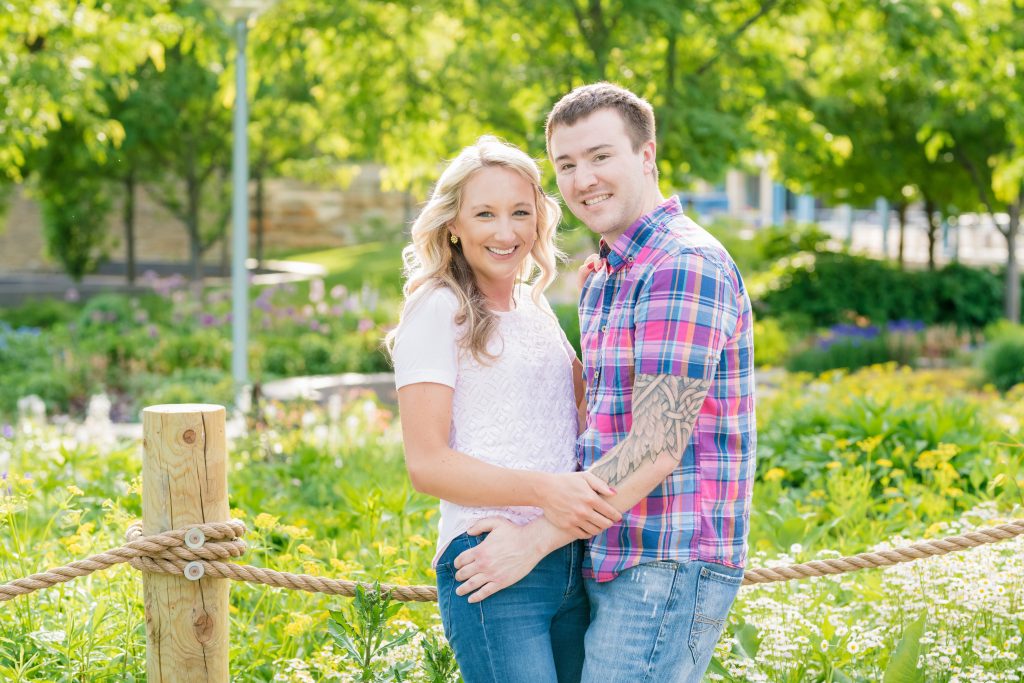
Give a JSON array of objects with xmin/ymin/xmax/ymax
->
[{"xmin": 392, "ymin": 284, "xmax": 579, "ymax": 565}]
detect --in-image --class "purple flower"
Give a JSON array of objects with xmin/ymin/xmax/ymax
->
[
  {"xmin": 358, "ymin": 318, "xmax": 375, "ymax": 333},
  {"xmin": 330, "ymin": 285, "xmax": 347, "ymax": 300},
  {"xmin": 64, "ymin": 287, "xmax": 80, "ymax": 302},
  {"xmin": 2, "ymin": 424, "xmax": 13, "ymax": 439},
  {"xmin": 200, "ymin": 314, "xmax": 218, "ymax": 327},
  {"xmin": 147, "ymin": 325, "xmax": 160, "ymax": 340},
  {"xmin": 310, "ymin": 279, "xmax": 325, "ymax": 303}
]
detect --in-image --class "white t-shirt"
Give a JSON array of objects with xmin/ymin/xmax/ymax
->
[{"xmin": 392, "ymin": 284, "xmax": 579, "ymax": 565}]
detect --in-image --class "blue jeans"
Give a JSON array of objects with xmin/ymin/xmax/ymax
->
[
  {"xmin": 435, "ymin": 532, "xmax": 589, "ymax": 683},
  {"xmin": 581, "ymin": 560, "xmax": 743, "ymax": 683}
]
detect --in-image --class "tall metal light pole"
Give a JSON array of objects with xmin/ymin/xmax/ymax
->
[{"xmin": 212, "ymin": 0, "xmax": 275, "ymax": 389}]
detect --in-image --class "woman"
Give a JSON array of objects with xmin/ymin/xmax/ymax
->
[{"xmin": 387, "ymin": 136, "xmax": 619, "ymax": 683}]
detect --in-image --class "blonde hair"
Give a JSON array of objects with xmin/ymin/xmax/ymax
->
[{"xmin": 386, "ymin": 135, "xmax": 563, "ymax": 363}]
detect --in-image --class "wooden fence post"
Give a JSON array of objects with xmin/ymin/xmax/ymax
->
[{"xmin": 142, "ymin": 404, "xmax": 230, "ymax": 682}]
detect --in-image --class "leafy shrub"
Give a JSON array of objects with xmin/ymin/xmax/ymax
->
[
  {"xmin": 753, "ymin": 317, "xmax": 792, "ymax": 367},
  {"xmin": 979, "ymin": 324, "xmax": 1024, "ymax": 392},
  {"xmin": 0, "ymin": 297, "xmax": 77, "ymax": 328},
  {"xmin": 755, "ymin": 252, "xmax": 1003, "ymax": 331}
]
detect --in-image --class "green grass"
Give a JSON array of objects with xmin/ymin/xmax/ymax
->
[{"xmin": 283, "ymin": 242, "xmax": 405, "ymax": 295}]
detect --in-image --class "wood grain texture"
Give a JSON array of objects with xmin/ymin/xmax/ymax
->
[{"xmin": 142, "ymin": 404, "xmax": 229, "ymax": 682}]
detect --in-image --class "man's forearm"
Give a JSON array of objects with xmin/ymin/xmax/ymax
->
[
  {"xmin": 588, "ymin": 374, "xmax": 710, "ymax": 509},
  {"xmin": 530, "ymin": 373, "xmax": 711, "ymax": 550}
]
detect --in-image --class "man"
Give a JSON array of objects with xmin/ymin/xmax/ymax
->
[{"xmin": 452, "ymin": 82, "xmax": 756, "ymax": 682}]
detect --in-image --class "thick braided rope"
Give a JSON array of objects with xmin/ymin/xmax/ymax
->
[
  {"xmin": 3, "ymin": 517, "xmax": 1022, "ymax": 603},
  {"xmin": 740, "ymin": 518, "xmax": 1024, "ymax": 585},
  {"xmin": 0, "ymin": 520, "xmax": 246, "ymax": 602}
]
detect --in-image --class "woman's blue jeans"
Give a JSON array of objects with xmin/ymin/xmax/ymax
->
[{"xmin": 435, "ymin": 532, "xmax": 589, "ymax": 683}]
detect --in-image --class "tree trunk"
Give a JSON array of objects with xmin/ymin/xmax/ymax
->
[
  {"xmin": 897, "ymin": 202, "xmax": 907, "ymax": 269},
  {"xmin": 923, "ymin": 197, "xmax": 938, "ymax": 271},
  {"xmin": 187, "ymin": 174, "xmax": 203, "ymax": 296},
  {"xmin": 124, "ymin": 171, "xmax": 136, "ymax": 286},
  {"xmin": 255, "ymin": 170, "xmax": 265, "ymax": 270},
  {"xmin": 1005, "ymin": 197, "xmax": 1021, "ymax": 323}
]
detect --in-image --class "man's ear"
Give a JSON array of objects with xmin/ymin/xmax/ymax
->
[{"xmin": 642, "ymin": 140, "xmax": 657, "ymax": 175}]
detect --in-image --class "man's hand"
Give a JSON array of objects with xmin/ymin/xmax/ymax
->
[
  {"xmin": 453, "ymin": 518, "xmax": 548, "ymax": 603},
  {"xmin": 537, "ymin": 471, "xmax": 620, "ymax": 539}
]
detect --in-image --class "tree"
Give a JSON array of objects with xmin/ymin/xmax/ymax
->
[
  {"xmin": 907, "ymin": 0, "xmax": 1024, "ymax": 321},
  {"xmin": 755, "ymin": 0, "xmax": 978, "ymax": 269}
]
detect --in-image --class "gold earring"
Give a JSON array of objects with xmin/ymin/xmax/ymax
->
[{"xmin": 450, "ymin": 234, "xmax": 459, "ymax": 245}]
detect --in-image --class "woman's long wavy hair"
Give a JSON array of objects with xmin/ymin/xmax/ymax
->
[{"xmin": 386, "ymin": 135, "xmax": 563, "ymax": 363}]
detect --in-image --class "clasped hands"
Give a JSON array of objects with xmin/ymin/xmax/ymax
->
[{"xmin": 452, "ymin": 470, "xmax": 619, "ymax": 603}]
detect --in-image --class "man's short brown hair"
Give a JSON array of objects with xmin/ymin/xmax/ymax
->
[{"xmin": 545, "ymin": 82, "xmax": 656, "ymax": 155}]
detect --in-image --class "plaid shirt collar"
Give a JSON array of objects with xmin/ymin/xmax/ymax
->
[{"xmin": 598, "ymin": 196, "xmax": 684, "ymax": 273}]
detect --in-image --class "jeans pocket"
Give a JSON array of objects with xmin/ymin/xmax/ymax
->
[{"xmin": 687, "ymin": 565, "xmax": 743, "ymax": 664}]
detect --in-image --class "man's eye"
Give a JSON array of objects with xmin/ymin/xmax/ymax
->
[
  {"xmin": 560, "ymin": 164, "xmax": 575, "ymax": 172},
  {"xmin": 594, "ymin": 154, "xmax": 609, "ymax": 161}
]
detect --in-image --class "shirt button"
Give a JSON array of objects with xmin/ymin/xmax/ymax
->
[
  {"xmin": 601, "ymin": 324, "xmax": 608, "ymax": 332},
  {"xmin": 627, "ymin": 255, "xmax": 634, "ymax": 263}
]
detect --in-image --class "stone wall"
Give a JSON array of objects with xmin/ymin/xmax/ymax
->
[{"xmin": 0, "ymin": 165, "xmax": 415, "ymax": 272}]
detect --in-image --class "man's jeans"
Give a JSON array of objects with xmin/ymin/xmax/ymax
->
[
  {"xmin": 435, "ymin": 532, "xmax": 589, "ymax": 683},
  {"xmin": 581, "ymin": 560, "xmax": 743, "ymax": 683}
]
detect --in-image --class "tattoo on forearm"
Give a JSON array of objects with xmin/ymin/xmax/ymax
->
[{"xmin": 590, "ymin": 374, "xmax": 710, "ymax": 487}]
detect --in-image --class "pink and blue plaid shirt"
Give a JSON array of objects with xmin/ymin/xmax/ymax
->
[{"xmin": 578, "ymin": 196, "xmax": 756, "ymax": 581}]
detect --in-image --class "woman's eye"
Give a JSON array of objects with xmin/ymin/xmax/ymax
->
[
  {"xmin": 476, "ymin": 211, "xmax": 494, "ymax": 218},
  {"xmin": 560, "ymin": 164, "xmax": 574, "ymax": 172},
  {"xmin": 514, "ymin": 210, "xmax": 531, "ymax": 217}
]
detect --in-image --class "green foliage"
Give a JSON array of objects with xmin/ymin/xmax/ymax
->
[
  {"xmin": 883, "ymin": 614, "xmax": 927, "ymax": 683},
  {"xmin": 552, "ymin": 301, "xmax": 582, "ymax": 359},
  {"xmin": 752, "ymin": 317, "xmax": 791, "ymax": 368},
  {"xmin": 328, "ymin": 583, "xmax": 416, "ymax": 682},
  {"xmin": 0, "ymin": 298, "xmax": 77, "ymax": 328},
  {"xmin": 756, "ymin": 252, "xmax": 1003, "ymax": 331},
  {"xmin": 2, "ymin": 366, "xmax": 1023, "ymax": 679},
  {"xmin": 979, "ymin": 324, "xmax": 1024, "ymax": 392},
  {"xmin": 785, "ymin": 332, "xmax": 921, "ymax": 375}
]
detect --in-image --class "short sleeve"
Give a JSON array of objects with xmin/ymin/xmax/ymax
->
[
  {"xmin": 634, "ymin": 252, "xmax": 739, "ymax": 381},
  {"xmin": 392, "ymin": 286, "xmax": 460, "ymax": 389}
]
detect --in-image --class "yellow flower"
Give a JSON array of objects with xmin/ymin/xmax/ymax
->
[
  {"xmin": 66, "ymin": 485, "xmax": 84, "ymax": 496},
  {"xmin": 377, "ymin": 544, "xmax": 398, "ymax": 558},
  {"xmin": 394, "ymin": 558, "xmax": 409, "ymax": 566},
  {"xmin": 297, "ymin": 544, "xmax": 315, "ymax": 555},
  {"xmin": 284, "ymin": 613, "xmax": 313, "ymax": 637},
  {"xmin": 278, "ymin": 553, "xmax": 293, "ymax": 564},
  {"xmin": 254, "ymin": 513, "xmax": 279, "ymax": 531},
  {"xmin": 883, "ymin": 487, "xmax": 900, "ymax": 497},
  {"xmin": 280, "ymin": 525, "xmax": 312, "ymax": 539},
  {"xmin": 875, "ymin": 459, "xmax": 893, "ymax": 468},
  {"xmin": 943, "ymin": 487, "xmax": 964, "ymax": 498},
  {"xmin": 834, "ymin": 439, "xmax": 850, "ymax": 450},
  {"xmin": 302, "ymin": 561, "xmax": 321, "ymax": 576},
  {"xmin": 408, "ymin": 534, "xmax": 431, "ymax": 548},
  {"xmin": 230, "ymin": 508, "xmax": 247, "ymax": 520},
  {"xmin": 826, "ymin": 461, "xmax": 842, "ymax": 470},
  {"xmin": 763, "ymin": 467, "xmax": 786, "ymax": 483},
  {"xmin": 126, "ymin": 476, "xmax": 143, "ymax": 496},
  {"xmin": 857, "ymin": 435, "xmax": 884, "ymax": 455}
]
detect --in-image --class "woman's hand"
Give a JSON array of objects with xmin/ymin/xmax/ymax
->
[
  {"xmin": 576, "ymin": 253, "xmax": 602, "ymax": 291},
  {"xmin": 536, "ymin": 470, "xmax": 621, "ymax": 539}
]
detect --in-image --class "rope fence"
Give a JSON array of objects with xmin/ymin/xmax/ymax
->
[{"xmin": 3, "ymin": 515, "xmax": 1023, "ymax": 603}]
